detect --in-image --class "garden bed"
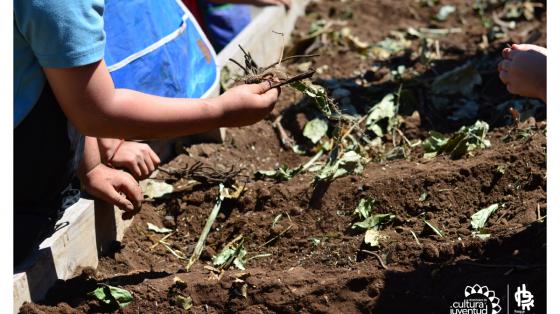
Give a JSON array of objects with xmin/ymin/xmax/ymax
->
[{"xmin": 19, "ymin": 0, "xmax": 547, "ymax": 313}]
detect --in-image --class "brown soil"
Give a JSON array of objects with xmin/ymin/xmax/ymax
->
[{"xmin": 20, "ymin": 0, "xmax": 547, "ymax": 313}]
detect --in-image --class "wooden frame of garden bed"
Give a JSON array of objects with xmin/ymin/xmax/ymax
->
[{"xmin": 12, "ymin": 1, "xmax": 309, "ymax": 312}]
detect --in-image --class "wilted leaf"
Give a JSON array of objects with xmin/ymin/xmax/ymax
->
[
  {"xmin": 366, "ymin": 93, "xmax": 398, "ymax": 137},
  {"xmin": 255, "ymin": 165, "xmax": 303, "ymax": 181},
  {"xmin": 140, "ymin": 180, "xmax": 173, "ymax": 199},
  {"xmin": 147, "ymin": 222, "xmax": 173, "ymax": 234},
  {"xmin": 418, "ymin": 192, "xmax": 428, "ymax": 202},
  {"xmin": 341, "ymin": 27, "xmax": 370, "ymax": 54},
  {"xmin": 175, "ymin": 295, "xmax": 193, "ymax": 310},
  {"xmin": 354, "ymin": 198, "xmax": 375, "ymax": 220},
  {"xmin": 371, "ymin": 32, "xmax": 411, "ymax": 60},
  {"xmin": 303, "ymin": 118, "xmax": 329, "ymax": 144},
  {"xmin": 291, "ymin": 81, "xmax": 337, "ymax": 116},
  {"xmin": 471, "ymin": 204, "xmax": 500, "ymax": 230},
  {"xmin": 353, "ymin": 213, "xmax": 395, "ymax": 231},
  {"xmin": 89, "ymin": 284, "xmax": 133, "ymax": 308},
  {"xmin": 431, "ymin": 63, "xmax": 482, "ymax": 96},
  {"xmin": 435, "ymin": 5, "xmax": 456, "ymax": 21},
  {"xmin": 316, "ymin": 150, "xmax": 364, "ymax": 182},
  {"xmin": 221, "ymin": 184, "xmax": 245, "ymax": 199},
  {"xmin": 424, "ymin": 220, "xmax": 445, "ymax": 237},
  {"xmin": 422, "ymin": 120, "xmax": 491, "ymax": 159},
  {"xmin": 213, "ymin": 243, "xmax": 247, "ymax": 270}
]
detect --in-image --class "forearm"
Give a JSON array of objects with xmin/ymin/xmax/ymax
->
[
  {"xmin": 78, "ymin": 136, "xmax": 103, "ymax": 181},
  {"xmin": 94, "ymin": 89, "xmax": 224, "ymax": 139}
]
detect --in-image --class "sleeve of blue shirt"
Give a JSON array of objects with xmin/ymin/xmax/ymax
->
[{"xmin": 14, "ymin": 0, "xmax": 106, "ymax": 68}]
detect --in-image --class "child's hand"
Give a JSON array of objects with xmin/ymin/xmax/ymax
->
[
  {"xmin": 82, "ymin": 163, "xmax": 143, "ymax": 213},
  {"xmin": 214, "ymin": 81, "xmax": 280, "ymax": 127},
  {"xmin": 106, "ymin": 141, "xmax": 161, "ymax": 179},
  {"xmin": 498, "ymin": 44, "xmax": 547, "ymax": 102}
]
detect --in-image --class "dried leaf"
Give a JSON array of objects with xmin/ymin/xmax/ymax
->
[
  {"xmin": 435, "ymin": 5, "xmax": 456, "ymax": 21},
  {"xmin": 175, "ymin": 295, "xmax": 193, "ymax": 310},
  {"xmin": 424, "ymin": 220, "xmax": 445, "ymax": 237},
  {"xmin": 140, "ymin": 180, "xmax": 173, "ymax": 199},
  {"xmin": 147, "ymin": 222, "xmax": 173, "ymax": 234},
  {"xmin": 364, "ymin": 229, "xmax": 387, "ymax": 247}
]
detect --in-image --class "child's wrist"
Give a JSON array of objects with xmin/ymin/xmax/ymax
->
[{"xmin": 207, "ymin": 96, "xmax": 227, "ymax": 125}]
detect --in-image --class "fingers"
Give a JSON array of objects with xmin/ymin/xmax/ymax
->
[
  {"xmin": 147, "ymin": 148, "xmax": 161, "ymax": 167},
  {"xmin": 137, "ymin": 156, "xmax": 150, "ymax": 178},
  {"xmin": 502, "ymin": 47, "xmax": 511, "ymax": 59},
  {"xmin": 499, "ymin": 69, "xmax": 509, "ymax": 84},
  {"xmin": 257, "ymin": 86, "xmax": 280, "ymax": 107},
  {"xmin": 498, "ymin": 59, "xmax": 512, "ymax": 72},
  {"xmin": 107, "ymin": 189, "xmax": 136, "ymax": 212},
  {"xmin": 113, "ymin": 171, "xmax": 143, "ymax": 209},
  {"xmin": 246, "ymin": 81, "xmax": 275, "ymax": 94}
]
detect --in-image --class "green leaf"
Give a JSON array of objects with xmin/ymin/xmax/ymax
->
[
  {"xmin": 471, "ymin": 204, "xmax": 500, "ymax": 230},
  {"xmin": 353, "ymin": 213, "xmax": 395, "ymax": 231},
  {"xmin": 353, "ymin": 198, "xmax": 375, "ymax": 220},
  {"xmin": 89, "ymin": 284, "xmax": 133, "ymax": 308},
  {"xmin": 310, "ymin": 237, "xmax": 321, "ymax": 247},
  {"xmin": 303, "ymin": 118, "xmax": 329, "ymax": 144},
  {"xmin": 147, "ymin": 222, "xmax": 173, "ymax": 234},
  {"xmin": 140, "ymin": 179, "xmax": 174, "ymax": 199},
  {"xmin": 422, "ymin": 120, "xmax": 491, "ymax": 159},
  {"xmin": 291, "ymin": 81, "xmax": 338, "ymax": 117},
  {"xmin": 431, "ymin": 63, "xmax": 482, "ymax": 96},
  {"xmin": 365, "ymin": 94, "xmax": 398, "ymax": 137},
  {"xmin": 418, "ymin": 192, "xmax": 428, "ymax": 202},
  {"xmin": 424, "ymin": 220, "xmax": 445, "ymax": 237}
]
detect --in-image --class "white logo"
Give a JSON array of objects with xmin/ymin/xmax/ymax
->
[
  {"xmin": 514, "ymin": 284, "xmax": 534, "ymax": 311},
  {"xmin": 450, "ymin": 284, "xmax": 501, "ymax": 314}
]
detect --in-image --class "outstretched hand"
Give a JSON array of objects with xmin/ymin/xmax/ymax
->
[{"xmin": 213, "ymin": 81, "xmax": 280, "ymax": 127}]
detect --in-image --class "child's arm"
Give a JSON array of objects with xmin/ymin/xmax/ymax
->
[{"xmin": 44, "ymin": 60, "xmax": 279, "ymax": 139}]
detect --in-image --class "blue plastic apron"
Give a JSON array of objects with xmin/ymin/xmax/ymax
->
[{"xmin": 103, "ymin": 0, "xmax": 219, "ymax": 99}]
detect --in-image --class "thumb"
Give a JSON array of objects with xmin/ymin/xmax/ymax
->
[{"xmin": 246, "ymin": 81, "xmax": 275, "ymax": 94}]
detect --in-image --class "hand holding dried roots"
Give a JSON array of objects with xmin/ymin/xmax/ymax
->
[{"xmin": 228, "ymin": 32, "xmax": 318, "ymax": 89}]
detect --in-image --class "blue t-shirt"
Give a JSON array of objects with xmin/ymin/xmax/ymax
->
[{"xmin": 13, "ymin": 0, "xmax": 106, "ymax": 127}]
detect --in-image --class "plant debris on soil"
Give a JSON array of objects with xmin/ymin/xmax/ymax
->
[{"xmin": 20, "ymin": 0, "xmax": 546, "ymax": 313}]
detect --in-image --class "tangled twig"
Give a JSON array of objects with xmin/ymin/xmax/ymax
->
[{"xmin": 158, "ymin": 161, "xmax": 245, "ymax": 186}]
